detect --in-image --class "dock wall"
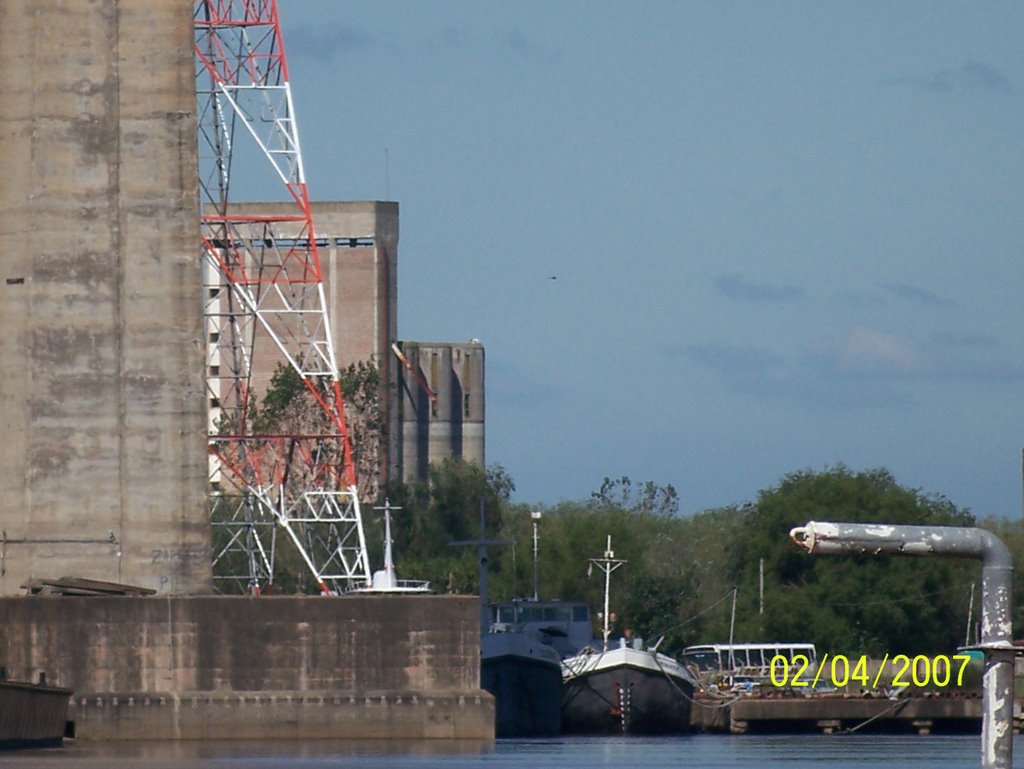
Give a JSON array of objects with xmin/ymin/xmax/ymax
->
[
  {"xmin": 692, "ymin": 696, "xmax": 985, "ymax": 735},
  {"xmin": 0, "ymin": 595, "xmax": 493, "ymax": 740}
]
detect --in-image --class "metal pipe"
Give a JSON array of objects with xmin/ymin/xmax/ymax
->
[{"xmin": 790, "ymin": 521, "xmax": 1013, "ymax": 769}]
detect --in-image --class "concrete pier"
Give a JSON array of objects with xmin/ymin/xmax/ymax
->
[
  {"xmin": 0, "ymin": 595, "xmax": 494, "ymax": 740},
  {"xmin": 691, "ymin": 696, "xmax": 985, "ymax": 735}
]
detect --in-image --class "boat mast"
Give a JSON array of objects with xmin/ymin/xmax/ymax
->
[
  {"xmin": 590, "ymin": 535, "xmax": 627, "ymax": 651},
  {"xmin": 450, "ymin": 499, "xmax": 513, "ymax": 634},
  {"xmin": 376, "ymin": 499, "xmax": 397, "ymax": 589}
]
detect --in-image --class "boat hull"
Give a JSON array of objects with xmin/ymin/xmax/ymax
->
[
  {"xmin": 561, "ymin": 651, "xmax": 693, "ymax": 735},
  {"xmin": 0, "ymin": 680, "xmax": 70, "ymax": 749},
  {"xmin": 482, "ymin": 654, "xmax": 562, "ymax": 737},
  {"xmin": 482, "ymin": 632, "xmax": 562, "ymax": 737}
]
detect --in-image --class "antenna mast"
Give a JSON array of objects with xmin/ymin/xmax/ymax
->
[
  {"xmin": 194, "ymin": 0, "xmax": 370, "ymax": 594},
  {"xmin": 590, "ymin": 535, "xmax": 626, "ymax": 650}
]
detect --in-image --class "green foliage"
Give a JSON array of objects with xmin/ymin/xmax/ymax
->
[
  {"xmin": 221, "ymin": 447, "xmax": 988, "ymax": 658},
  {"xmin": 591, "ymin": 476, "xmax": 680, "ymax": 517},
  {"xmin": 254, "ymin": 363, "xmax": 309, "ymax": 432},
  {"xmin": 381, "ymin": 465, "xmax": 980, "ymax": 659},
  {"xmin": 486, "ymin": 479, "xmax": 693, "ymax": 647},
  {"xmin": 378, "ymin": 458, "xmax": 516, "ymax": 594},
  {"xmin": 338, "ymin": 360, "xmax": 385, "ymax": 498},
  {"xmin": 254, "ymin": 359, "xmax": 386, "ymax": 498},
  {"xmin": 212, "ymin": 360, "xmax": 388, "ymax": 593},
  {"xmin": 724, "ymin": 465, "xmax": 976, "ymax": 655},
  {"xmin": 339, "ymin": 359, "xmax": 381, "ymax": 404},
  {"xmin": 361, "ymin": 465, "xmax": 980, "ymax": 657}
]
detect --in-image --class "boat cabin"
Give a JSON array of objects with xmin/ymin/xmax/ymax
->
[{"xmin": 489, "ymin": 598, "xmax": 592, "ymax": 658}]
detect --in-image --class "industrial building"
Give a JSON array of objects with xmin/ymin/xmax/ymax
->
[
  {"xmin": 394, "ymin": 340, "xmax": 485, "ymax": 484},
  {"xmin": 203, "ymin": 201, "xmax": 486, "ymax": 493}
]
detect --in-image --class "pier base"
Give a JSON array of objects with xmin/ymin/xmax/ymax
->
[
  {"xmin": 69, "ymin": 690, "xmax": 492, "ymax": 740},
  {"xmin": 692, "ymin": 696, "xmax": 983, "ymax": 735},
  {"xmin": 0, "ymin": 595, "xmax": 493, "ymax": 740},
  {"xmin": 817, "ymin": 719, "xmax": 841, "ymax": 734}
]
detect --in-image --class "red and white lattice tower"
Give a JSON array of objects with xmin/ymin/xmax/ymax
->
[{"xmin": 193, "ymin": 0, "xmax": 371, "ymax": 594}]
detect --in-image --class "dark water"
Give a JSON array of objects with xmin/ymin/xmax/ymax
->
[{"xmin": 3, "ymin": 735, "xmax": 1018, "ymax": 769}]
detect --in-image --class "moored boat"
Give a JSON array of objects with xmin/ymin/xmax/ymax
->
[
  {"xmin": 483, "ymin": 597, "xmax": 597, "ymax": 735},
  {"xmin": 456, "ymin": 505, "xmax": 571, "ymax": 737},
  {"xmin": 559, "ymin": 536, "xmax": 697, "ymax": 735},
  {"xmin": 0, "ymin": 677, "xmax": 71, "ymax": 749},
  {"xmin": 482, "ymin": 627, "xmax": 562, "ymax": 737},
  {"xmin": 347, "ymin": 499, "xmax": 431, "ymax": 594},
  {"xmin": 561, "ymin": 638, "xmax": 695, "ymax": 734}
]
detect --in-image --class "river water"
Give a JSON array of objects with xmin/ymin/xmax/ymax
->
[{"xmin": 4, "ymin": 735, "xmax": 1019, "ymax": 769}]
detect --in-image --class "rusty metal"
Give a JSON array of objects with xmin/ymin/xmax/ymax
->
[
  {"xmin": 391, "ymin": 342, "xmax": 439, "ymax": 417},
  {"xmin": 790, "ymin": 521, "xmax": 1013, "ymax": 769}
]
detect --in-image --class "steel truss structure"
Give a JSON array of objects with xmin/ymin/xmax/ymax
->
[{"xmin": 194, "ymin": 0, "xmax": 371, "ymax": 594}]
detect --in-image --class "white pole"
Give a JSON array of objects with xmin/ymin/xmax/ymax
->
[
  {"xmin": 759, "ymin": 557, "xmax": 764, "ymax": 615},
  {"xmin": 602, "ymin": 537, "xmax": 612, "ymax": 648},
  {"xmin": 728, "ymin": 587, "xmax": 738, "ymax": 670},
  {"xmin": 589, "ymin": 535, "xmax": 625, "ymax": 651},
  {"xmin": 531, "ymin": 511, "xmax": 541, "ymax": 601}
]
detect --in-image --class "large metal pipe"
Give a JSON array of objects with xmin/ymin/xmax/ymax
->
[{"xmin": 789, "ymin": 521, "xmax": 1013, "ymax": 769}]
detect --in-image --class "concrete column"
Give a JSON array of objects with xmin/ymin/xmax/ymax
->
[{"xmin": 0, "ymin": 0, "xmax": 210, "ymax": 594}]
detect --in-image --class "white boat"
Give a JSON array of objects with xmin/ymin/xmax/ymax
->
[{"xmin": 559, "ymin": 536, "xmax": 697, "ymax": 734}]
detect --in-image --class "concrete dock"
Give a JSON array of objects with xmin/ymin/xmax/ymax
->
[{"xmin": 692, "ymin": 695, "xmax": 986, "ymax": 735}]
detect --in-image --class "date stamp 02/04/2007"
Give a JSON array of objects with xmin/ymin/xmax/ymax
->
[{"xmin": 768, "ymin": 653, "xmax": 974, "ymax": 689}]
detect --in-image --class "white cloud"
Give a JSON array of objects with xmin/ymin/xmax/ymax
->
[{"xmin": 807, "ymin": 327, "xmax": 922, "ymax": 376}]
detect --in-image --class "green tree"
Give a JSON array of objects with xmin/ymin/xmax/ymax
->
[
  {"xmin": 725, "ymin": 465, "xmax": 976, "ymax": 655},
  {"xmin": 591, "ymin": 476, "xmax": 680, "ymax": 517},
  {"xmin": 627, "ymin": 504, "xmax": 745, "ymax": 650},
  {"xmin": 338, "ymin": 360, "xmax": 385, "ymax": 499},
  {"xmin": 212, "ymin": 360, "xmax": 389, "ymax": 592},
  {"xmin": 381, "ymin": 458, "xmax": 515, "ymax": 594},
  {"xmin": 492, "ymin": 479, "xmax": 687, "ymax": 647}
]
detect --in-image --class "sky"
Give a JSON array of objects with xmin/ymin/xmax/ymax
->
[{"xmin": 272, "ymin": 1, "xmax": 1024, "ymax": 519}]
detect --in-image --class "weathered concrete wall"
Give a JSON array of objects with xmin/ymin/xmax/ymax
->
[
  {"xmin": 0, "ymin": 595, "xmax": 479, "ymax": 693},
  {"xmin": 70, "ymin": 691, "xmax": 490, "ymax": 740},
  {"xmin": 0, "ymin": 595, "xmax": 492, "ymax": 739},
  {"xmin": 0, "ymin": 1, "xmax": 210, "ymax": 594}
]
